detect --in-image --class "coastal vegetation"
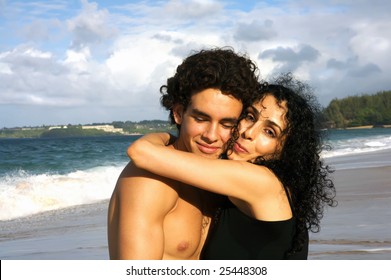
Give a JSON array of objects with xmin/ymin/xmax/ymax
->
[
  {"xmin": 0, "ymin": 121, "xmax": 176, "ymax": 139},
  {"xmin": 2, "ymin": 90, "xmax": 391, "ymax": 138},
  {"xmin": 40, "ymin": 126, "xmax": 113, "ymax": 138},
  {"xmin": 322, "ymin": 90, "xmax": 391, "ymax": 128},
  {"xmin": 0, "ymin": 127, "xmax": 47, "ymax": 138},
  {"xmin": 112, "ymin": 120, "xmax": 176, "ymax": 135}
]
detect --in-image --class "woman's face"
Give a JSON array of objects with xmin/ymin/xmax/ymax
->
[{"xmin": 228, "ymin": 94, "xmax": 288, "ymax": 162}]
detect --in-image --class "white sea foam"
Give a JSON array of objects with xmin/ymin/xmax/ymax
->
[
  {"xmin": 360, "ymin": 247, "xmax": 391, "ymax": 252},
  {"xmin": 322, "ymin": 135, "xmax": 391, "ymax": 158},
  {"xmin": 365, "ymin": 141, "xmax": 386, "ymax": 147},
  {"xmin": 0, "ymin": 166, "xmax": 123, "ymax": 221}
]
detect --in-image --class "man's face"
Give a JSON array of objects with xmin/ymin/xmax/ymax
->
[{"xmin": 173, "ymin": 88, "xmax": 243, "ymax": 159}]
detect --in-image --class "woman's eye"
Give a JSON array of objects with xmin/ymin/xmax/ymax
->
[
  {"xmin": 265, "ymin": 128, "xmax": 276, "ymax": 138},
  {"xmin": 245, "ymin": 113, "xmax": 255, "ymax": 122}
]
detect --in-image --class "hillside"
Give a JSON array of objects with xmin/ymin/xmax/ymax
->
[
  {"xmin": 3, "ymin": 90, "xmax": 391, "ymax": 138},
  {"xmin": 0, "ymin": 121, "xmax": 176, "ymax": 138},
  {"xmin": 322, "ymin": 90, "xmax": 391, "ymax": 128}
]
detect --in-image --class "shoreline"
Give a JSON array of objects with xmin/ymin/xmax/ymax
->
[
  {"xmin": 324, "ymin": 147, "xmax": 391, "ymax": 171},
  {"xmin": 331, "ymin": 125, "xmax": 391, "ymax": 130},
  {"xmin": 2, "ymin": 125, "xmax": 390, "ymax": 139}
]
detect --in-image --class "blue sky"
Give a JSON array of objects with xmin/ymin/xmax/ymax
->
[{"xmin": 1, "ymin": 0, "xmax": 390, "ymax": 127}]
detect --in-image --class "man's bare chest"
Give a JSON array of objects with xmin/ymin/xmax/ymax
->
[{"xmin": 162, "ymin": 191, "xmax": 210, "ymax": 259}]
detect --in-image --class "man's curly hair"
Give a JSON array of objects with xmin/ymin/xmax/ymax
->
[
  {"xmin": 230, "ymin": 73, "xmax": 337, "ymax": 256},
  {"xmin": 160, "ymin": 47, "xmax": 259, "ymax": 129}
]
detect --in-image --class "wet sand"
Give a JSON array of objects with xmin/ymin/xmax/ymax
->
[
  {"xmin": 0, "ymin": 200, "xmax": 109, "ymax": 259},
  {"xmin": 310, "ymin": 152, "xmax": 391, "ymax": 259}
]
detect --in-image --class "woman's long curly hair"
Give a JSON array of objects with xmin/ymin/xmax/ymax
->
[
  {"xmin": 230, "ymin": 73, "xmax": 337, "ymax": 255},
  {"xmin": 160, "ymin": 47, "xmax": 259, "ymax": 129}
]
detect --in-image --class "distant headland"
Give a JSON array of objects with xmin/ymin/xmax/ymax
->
[
  {"xmin": 2, "ymin": 90, "xmax": 391, "ymax": 138},
  {"xmin": 0, "ymin": 120, "xmax": 176, "ymax": 139}
]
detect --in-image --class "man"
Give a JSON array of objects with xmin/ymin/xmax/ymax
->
[{"xmin": 107, "ymin": 48, "xmax": 259, "ymax": 259}]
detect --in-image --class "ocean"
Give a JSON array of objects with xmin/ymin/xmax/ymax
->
[{"xmin": 1, "ymin": 128, "xmax": 391, "ymax": 259}]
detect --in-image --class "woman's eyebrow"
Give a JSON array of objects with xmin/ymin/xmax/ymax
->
[
  {"xmin": 248, "ymin": 105, "xmax": 259, "ymax": 117},
  {"xmin": 264, "ymin": 119, "xmax": 283, "ymax": 133}
]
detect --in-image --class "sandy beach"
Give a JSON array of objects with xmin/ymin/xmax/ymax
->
[
  {"xmin": 0, "ymin": 200, "xmax": 110, "ymax": 259},
  {"xmin": 1, "ymin": 150, "xmax": 391, "ymax": 260},
  {"xmin": 309, "ymin": 165, "xmax": 391, "ymax": 259}
]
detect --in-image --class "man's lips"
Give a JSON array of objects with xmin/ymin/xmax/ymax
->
[
  {"xmin": 197, "ymin": 143, "xmax": 220, "ymax": 154},
  {"xmin": 233, "ymin": 142, "xmax": 248, "ymax": 153}
]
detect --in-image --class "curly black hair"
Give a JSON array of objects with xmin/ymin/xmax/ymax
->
[
  {"xmin": 231, "ymin": 73, "xmax": 337, "ymax": 256},
  {"xmin": 160, "ymin": 47, "xmax": 259, "ymax": 129}
]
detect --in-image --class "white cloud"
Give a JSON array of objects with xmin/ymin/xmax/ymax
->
[
  {"xmin": 234, "ymin": 20, "xmax": 277, "ymax": 42},
  {"xmin": 162, "ymin": 0, "xmax": 224, "ymax": 19},
  {"xmin": 67, "ymin": 0, "xmax": 117, "ymax": 50},
  {"xmin": 0, "ymin": 0, "xmax": 391, "ymax": 127}
]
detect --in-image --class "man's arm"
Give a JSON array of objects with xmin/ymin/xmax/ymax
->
[{"xmin": 107, "ymin": 162, "xmax": 178, "ymax": 259}]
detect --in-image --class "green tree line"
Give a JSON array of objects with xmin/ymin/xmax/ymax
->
[
  {"xmin": 112, "ymin": 120, "xmax": 176, "ymax": 134},
  {"xmin": 322, "ymin": 90, "xmax": 391, "ymax": 128},
  {"xmin": 0, "ymin": 121, "xmax": 176, "ymax": 138},
  {"xmin": 2, "ymin": 91, "xmax": 391, "ymax": 138},
  {"xmin": 40, "ymin": 126, "xmax": 113, "ymax": 138}
]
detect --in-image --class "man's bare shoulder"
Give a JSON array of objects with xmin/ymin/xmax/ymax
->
[
  {"xmin": 118, "ymin": 160, "xmax": 156, "ymax": 178},
  {"xmin": 114, "ymin": 161, "xmax": 179, "ymax": 213},
  {"xmin": 108, "ymin": 162, "xmax": 181, "ymax": 259}
]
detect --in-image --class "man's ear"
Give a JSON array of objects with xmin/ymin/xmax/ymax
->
[{"xmin": 173, "ymin": 104, "xmax": 184, "ymax": 125}]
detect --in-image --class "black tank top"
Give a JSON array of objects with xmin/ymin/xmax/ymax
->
[{"xmin": 200, "ymin": 199, "xmax": 308, "ymax": 260}]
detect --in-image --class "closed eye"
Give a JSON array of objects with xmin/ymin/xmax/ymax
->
[
  {"xmin": 221, "ymin": 122, "xmax": 236, "ymax": 129},
  {"xmin": 194, "ymin": 116, "xmax": 207, "ymax": 122}
]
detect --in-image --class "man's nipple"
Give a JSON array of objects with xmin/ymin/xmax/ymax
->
[{"xmin": 177, "ymin": 241, "xmax": 190, "ymax": 252}]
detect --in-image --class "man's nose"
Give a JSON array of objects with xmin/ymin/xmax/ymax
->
[{"xmin": 201, "ymin": 124, "xmax": 218, "ymax": 143}]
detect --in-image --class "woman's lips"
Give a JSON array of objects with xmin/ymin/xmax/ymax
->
[{"xmin": 233, "ymin": 142, "xmax": 248, "ymax": 153}]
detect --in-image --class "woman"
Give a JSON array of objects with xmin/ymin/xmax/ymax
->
[{"xmin": 127, "ymin": 74, "xmax": 336, "ymax": 259}]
